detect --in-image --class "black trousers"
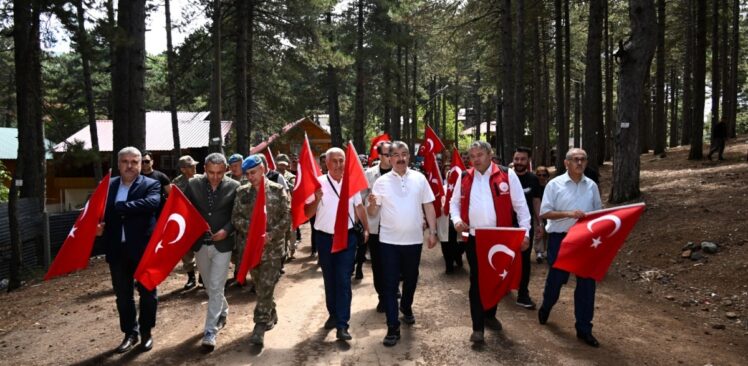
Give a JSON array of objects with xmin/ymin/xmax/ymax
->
[
  {"xmin": 466, "ymin": 235, "xmax": 497, "ymax": 331},
  {"xmin": 368, "ymin": 233, "xmax": 384, "ymax": 301},
  {"xmin": 708, "ymin": 138, "xmax": 726, "ymax": 159},
  {"xmin": 310, "ymin": 216, "xmax": 317, "ymax": 254},
  {"xmin": 354, "ymin": 234, "xmax": 367, "ymax": 266},
  {"xmin": 441, "ymin": 221, "xmax": 464, "ymax": 270},
  {"xmin": 518, "ymin": 227, "xmax": 534, "ymax": 298},
  {"xmin": 109, "ymin": 255, "xmax": 158, "ymax": 337}
]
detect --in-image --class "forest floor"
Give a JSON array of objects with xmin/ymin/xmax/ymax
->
[{"xmin": 0, "ymin": 137, "xmax": 747, "ymax": 366}]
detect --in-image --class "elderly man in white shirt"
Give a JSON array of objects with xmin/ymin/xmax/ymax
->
[
  {"xmin": 449, "ymin": 141, "xmax": 531, "ymax": 343},
  {"xmin": 367, "ymin": 141, "xmax": 438, "ymax": 347},
  {"xmin": 304, "ymin": 147, "xmax": 369, "ymax": 342},
  {"xmin": 537, "ymin": 148, "xmax": 603, "ymax": 348}
]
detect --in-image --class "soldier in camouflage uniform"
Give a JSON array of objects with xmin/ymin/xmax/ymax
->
[
  {"xmin": 172, "ymin": 155, "xmax": 201, "ymax": 290},
  {"xmin": 231, "ymin": 155, "xmax": 290, "ymax": 346},
  {"xmin": 275, "ymin": 154, "xmax": 297, "ymax": 260}
]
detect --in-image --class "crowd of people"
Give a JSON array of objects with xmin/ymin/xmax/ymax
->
[{"xmin": 95, "ymin": 139, "xmax": 604, "ymax": 356}]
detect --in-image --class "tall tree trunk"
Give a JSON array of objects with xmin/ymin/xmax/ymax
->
[
  {"xmin": 383, "ymin": 51, "xmax": 391, "ymax": 135},
  {"xmin": 681, "ymin": 0, "xmax": 694, "ymax": 145},
  {"xmin": 709, "ymin": 0, "xmax": 720, "ymax": 147},
  {"xmin": 441, "ymin": 79, "xmax": 447, "ymax": 142},
  {"xmin": 583, "ymin": 0, "xmax": 604, "ymax": 166},
  {"xmin": 501, "ymin": 0, "xmax": 515, "ymax": 160},
  {"xmin": 669, "ymin": 67, "xmax": 679, "ymax": 147},
  {"xmin": 604, "ymin": 0, "xmax": 614, "ymax": 161},
  {"xmin": 403, "ymin": 45, "xmax": 410, "ymax": 147},
  {"xmin": 411, "ymin": 42, "xmax": 418, "ymax": 152},
  {"xmin": 247, "ymin": 0, "xmax": 254, "ymax": 145},
  {"xmin": 165, "ymin": 0, "xmax": 182, "ymax": 157},
  {"xmin": 574, "ymin": 82, "xmax": 581, "ymax": 147},
  {"xmin": 433, "ymin": 77, "xmax": 440, "ymax": 134},
  {"xmin": 326, "ymin": 11, "xmax": 342, "ymax": 147},
  {"xmin": 640, "ymin": 75, "xmax": 651, "ymax": 153},
  {"xmin": 531, "ymin": 11, "xmax": 544, "ymax": 163},
  {"xmin": 611, "ymin": 0, "xmax": 657, "ymax": 203},
  {"xmin": 453, "ymin": 68, "xmax": 459, "ymax": 147},
  {"xmin": 112, "ymin": 0, "xmax": 147, "ymax": 161},
  {"xmin": 688, "ymin": 0, "xmax": 707, "ymax": 160},
  {"xmin": 209, "ymin": 0, "xmax": 222, "ymax": 153},
  {"xmin": 76, "ymin": 0, "xmax": 103, "ymax": 181},
  {"xmin": 563, "ymin": 0, "xmax": 571, "ymax": 154},
  {"xmin": 392, "ymin": 43, "xmax": 402, "ymax": 140},
  {"xmin": 353, "ymin": 0, "xmax": 366, "ymax": 151},
  {"xmin": 514, "ymin": 0, "xmax": 526, "ymax": 146},
  {"xmin": 234, "ymin": 0, "xmax": 248, "ymax": 154},
  {"xmin": 475, "ymin": 71, "xmax": 482, "ymax": 142},
  {"xmin": 653, "ymin": 0, "xmax": 666, "ymax": 156},
  {"xmin": 718, "ymin": 0, "xmax": 730, "ymax": 130},
  {"xmin": 727, "ymin": 0, "xmax": 739, "ymax": 138},
  {"xmin": 554, "ymin": 0, "xmax": 566, "ymax": 172},
  {"xmin": 541, "ymin": 13, "xmax": 551, "ymax": 165}
]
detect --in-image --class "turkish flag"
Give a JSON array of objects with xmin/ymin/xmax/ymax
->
[
  {"xmin": 475, "ymin": 228, "xmax": 526, "ymax": 310},
  {"xmin": 444, "ymin": 147, "xmax": 466, "ymax": 216},
  {"xmin": 368, "ymin": 133, "xmax": 391, "ymax": 166},
  {"xmin": 553, "ymin": 203, "xmax": 646, "ymax": 281},
  {"xmin": 292, "ymin": 133, "xmax": 322, "ymax": 229},
  {"xmin": 236, "ymin": 179, "xmax": 267, "ymax": 283},
  {"xmin": 422, "ymin": 152, "xmax": 445, "ymax": 217},
  {"xmin": 134, "ymin": 187, "xmax": 210, "ymax": 291},
  {"xmin": 417, "ymin": 125, "xmax": 445, "ymax": 157},
  {"xmin": 332, "ymin": 142, "xmax": 368, "ymax": 253},
  {"xmin": 263, "ymin": 146, "xmax": 276, "ymax": 171},
  {"xmin": 45, "ymin": 172, "xmax": 111, "ymax": 280}
]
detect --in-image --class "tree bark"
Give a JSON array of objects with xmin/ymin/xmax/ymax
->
[
  {"xmin": 681, "ymin": 0, "xmax": 694, "ymax": 145},
  {"xmin": 501, "ymin": 0, "xmax": 514, "ymax": 161},
  {"xmin": 392, "ymin": 43, "xmax": 402, "ymax": 140},
  {"xmin": 554, "ymin": 0, "xmax": 566, "ymax": 172},
  {"xmin": 233, "ymin": 0, "xmax": 248, "ymax": 155},
  {"xmin": 531, "ymin": 11, "xmax": 544, "ymax": 164},
  {"xmin": 611, "ymin": 0, "xmax": 657, "ymax": 204},
  {"xmin": 514, "ymin": 0, "xmax": 526, "ymax": 146},
  {"xmin": 165, "ymin": 0, "xmax": 182, "ymax": 158},
  {"xmin": 75, "ymin": 0, "xmax": 103, "ymax": 181},
  {"xmin": 709, "ymin": 0, "xmax": 720, "ymax": 147},
  {"xmin": 383, "ymin": 51, "xmax": 391, "ymax": 135},
  {"xmin": 208, "ymin": 0, "xmax": 222, "ymax": 153},
  {"xmin": 718, "ymin": 0, "xmax": 730, "ymax": 130},
  {"xmin": 582, "ymin": 0, "xmax": 604, "ymax": 165},
  {"xmin": 669, "ymin": 67, "xmax": 679, "ymax": 147},
  {"xmin": 326, "ymin": 11, "xmax": 342, "ymax": 147},
  {"xmin": 604, "ymin": 0, "xmax": 614, "ymax": 161},
  {"xmin": 727, "ymin": 0, "xmax": 738, "ymax": 138},
  {"xmin": 653, "ymin": 0, "xmax": 666, "ymax": 156},
  {"xmin": 247, "ymin": 0, "xmax": 254, "ymax": 145},
  {"xmin": 688, "ymin": 0, "xmax": 707, "ymax": 160},
  {"xmin": 574, "ymin": 82, "xmax": 580, "ymax": 148},
  {"xmin": 563, "ymin": 0, "xmax": 571, "ymax": 155},
  {"xmin": 411, "ymin": 42, "xmax": 418, "ymax": 152},
  {"xmin": 640, "ymin": 75, "xmax": 651, "ymax": 153},
  {"xmin": 403, "ymin": 45, "xmax": 410, "ymax": 147}
]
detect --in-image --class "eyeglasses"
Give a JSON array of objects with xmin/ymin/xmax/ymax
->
[
  {"xmin": 142, "ymin": 160, "xmax": 152, "ymax": 164},
  {"xmin": 381, "ymin": 153, "xmax": 390, "ymax": 157},
  {"xmin": 537, "ymin": 173, "xmax": 549, "ymax": 177},
  {"xmin": 567, "ymin": 157, "xmax": 587, "ymax": 164}
]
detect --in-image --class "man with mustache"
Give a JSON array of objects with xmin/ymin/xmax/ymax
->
[{"xmin": 367, "ymin": 141, "xmax": 438, "ymax": 347}]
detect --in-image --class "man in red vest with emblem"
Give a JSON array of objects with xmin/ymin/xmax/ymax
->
[{"xmin": 449, "ymin": 141, "xmax": 531, "ymax": 343}]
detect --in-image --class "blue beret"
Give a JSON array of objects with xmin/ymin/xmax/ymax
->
[
  {"xmin": 228, "ymin": 153, "xmax": 243, "ymax": 164},
  {"xmin": 242, "ymin": 155, "xmax": 262, "ymax": 172}
]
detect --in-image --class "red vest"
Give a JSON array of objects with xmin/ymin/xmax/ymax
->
[{"xmin": 460, "ymin": 163, "xmax": 513, "ymax": 228}]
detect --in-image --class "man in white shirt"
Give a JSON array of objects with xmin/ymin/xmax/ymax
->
[
  {"xmin": 367, "ymin": 141, "xmax": 438, "ymax": 347},
  {"xmin": 361, "ymin": 140, "xmax": 393, "ymax": 311},
  {"xmin": 538, "ymin": 148, "xmax": 603, "ymax": 347},
  {"xmin": 449, "ymin": 141, "xmax": 531, "ymax": 343},
  {"xmin": 305, "ymin": 147, "xmax": 369, "ymax": 342}
]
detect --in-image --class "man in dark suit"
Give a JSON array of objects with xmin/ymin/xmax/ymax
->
[
  {"xmin": 184, "ymin": 153, "xmax": 239, "ymax": 351},
  {"xmin": 96, "ymin": 146, "xmax": 161, "ymax": 353}
]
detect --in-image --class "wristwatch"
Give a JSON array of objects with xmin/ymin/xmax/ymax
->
[{"xmin": 429, "ymin": 228, "xmax": 437, "ymax": 236}]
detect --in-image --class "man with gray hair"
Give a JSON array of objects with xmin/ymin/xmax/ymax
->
[{"xmin": 183, "ymin": 153, "xmax": 240, "ymax": 351}]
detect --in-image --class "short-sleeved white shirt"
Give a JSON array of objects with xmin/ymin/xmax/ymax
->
[
  {"xmin": 540, "ymin": 172, "xmax": 602, "ymax": 233},
  {"xmin": 372, "ymin": 169, "xmax": 435, "ymax": 245},
  {"xmin": 311, "ymin": 174, "xmax": 363, "ymax": 234}
]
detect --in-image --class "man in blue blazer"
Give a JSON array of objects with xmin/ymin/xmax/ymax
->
[{"xmin": 97, "ymin": 146, "xmax": 161, "ymax": 353}]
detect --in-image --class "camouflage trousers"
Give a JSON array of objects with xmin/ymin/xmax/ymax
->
[
  {"xmin": 182, "ymin": 248, "xmax": 196, "ymax": 273},
  {"xmin": 284, "ymin": 228, "xmax": 296, "ymax": 258},
  {"xmin": 249, "ymin": 255, "xmax": 282, "ymax": 324}
]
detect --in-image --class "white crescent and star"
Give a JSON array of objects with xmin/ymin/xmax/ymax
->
[
  {"xmin": 293, "ymin": 163, "xmax": 302, "ymax": 191},
  {"xmin": 155, "ymin": 213, "xmax": 187, "ymax": 253},
  {"xmin": 487, "ymin": 244, "xmax": 516, "ymax": 278},
  {"xmin": 426, "ymin": 138, "xmax": 435, "ymax": 152},
  {"xmin": 586, "ymin": 214, "xmax": 622, "ymax": 249}
]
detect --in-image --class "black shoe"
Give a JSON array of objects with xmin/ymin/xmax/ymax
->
[
  {"xmin": 140, "ymin": 334, "xmax": 153, "ymax": 352},
  {"xmin": 336, "ymin": 327, "xmax": 352, "ymax": 341},
  {"xmin": 396, "ymin": 289, "xmax": 401, "ymax": 299},
  {"xmin": 355, "ymin": 265, "xmax": 364, "ymax": 280},
  {"xmin": 376, "ymin": 302, "xmax": 385, "ymax": 313},
  {"xmin": 538, "ymin": 308, "xmax": 549, "ymax": 325},
  {"xmin": 266, "ymin": 315, "xmax": 278, "ymax": 331},
  {"xmin": 184, "ymin": 271, "xmax": 196, "ymax": 290},
  {"xmin": 198, "ymin": 274, "xmax": 204, "ymax": 287},
  {"xmin": 324, "ymin": 316, "xmax": 336, "ymax": 330},
  {"xmin": 249, "ymin": 323, "xmax": 266, "ymax": 346},
  {"xmin": 445, "ymin": 266, "xmax": 455, "ymax": 274},
  {"xmin": 484, "ymin": 317, "xmax": 502, "ymax": 331},
  {"xmin": 400, "ymin": 306, "xmax": 415, "ymax": 325},
  {"xmin": 536, "ymin": 255, "xmax": 543, "ymax": 264},
  {"xmin": 455, "ymin": 257, "xmax": 463, "ymax": 268},
  {"xmin": 469, "ymin": 330, "xmax": 485, "ymax": 343},
  {"xmin": 577, "ymin": 332, "xmax": 600, "ymax": 347},
  {"xmin": 516, "ymin": 296, "xmax": 537, "ymax": 310},
  {"xmin": 224, "ymin": 278, "xmax": 237, "ymax": 289},
  {"xmin": 115, "ymin": 334, "xmax": 138, "ymax": 353},
  {"xmin": 382, "ymin": 326, "xmax": 400, "ymax": 347},
  {"xmin": 216, "ymin": 314, "xmax": 227, "ymax": 331}
]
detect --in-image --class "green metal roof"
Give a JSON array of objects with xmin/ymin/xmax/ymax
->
[{"xmin": 0, "ymin": 127, "xmax": 54, "ymax": 160}]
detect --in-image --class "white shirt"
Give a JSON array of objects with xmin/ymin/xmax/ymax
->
[
  {"xmin": 116, "ymin": 181, "xmax": 131, "ymax": 242},
  {"xmin": 540, "ymin": 172, "xmax": 603, "ymax": 233},
  {"xmin": 372, "ymin": 168, "xmax": 435, "ymax": 245},
  {"xmin": 449, "ymin": 164, "xmax": 531, "ymax": 237},
  {"xmin": 361, "ymin": 164, "xmax": 388, "ymax": 235},
  {"xmin": 310, "ymin": 174, "xmax": 363, "ymax": 234}
]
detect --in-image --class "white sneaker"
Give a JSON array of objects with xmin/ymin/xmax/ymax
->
[{"xmin": 201, "ymin": 331, "xmax": 216, "ymax": 351}]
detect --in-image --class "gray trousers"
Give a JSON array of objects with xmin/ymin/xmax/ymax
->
[{"xmin": 196, "ymin": 245, "xmax": 231, "ymax": 333}]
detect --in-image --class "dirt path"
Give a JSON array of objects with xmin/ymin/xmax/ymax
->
[{"xmin": 0, "ymin": 226, "xmax": 746, "ymax": 365}]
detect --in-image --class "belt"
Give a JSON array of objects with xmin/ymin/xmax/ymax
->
[{"xmin": 318, "ymin": 229, "xmax": 357, "ymax": 237}]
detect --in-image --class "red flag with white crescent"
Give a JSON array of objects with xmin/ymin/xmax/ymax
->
[
  {"xmin": 417, "ymin": 125, "xmax": 445, "ymax": 157},
  {"xmin": 236, "ymin": 178, "xmax": 268, "ymax": 282},
  {"xmin": 45, "ymin": 172, "xmax": 111, "ymax": 280},
  {"xmin": 553, "ymin": 203, "xmax": 646, "ymax": 281},
  {"xmin": 475, "ymin": 227, "xmax": 526, "ymax": 310},
  {"xmin": 368, "ymin": 133, "xmax": 391, "ymax": 166},
  {"xmin": 291, "ymin": 134, "xmax": 322, "ymax": 229},
  {"xmin": 134, "ymin": 187, "xmax": 210, "ymax": 291},
  {"xmin": 422, "ymin": 152, "xmax": 445, "ymax": 217},
  {"xmin": 332, "ymin": 142, "xmax": 368, "ymax": 253},
  {"xmin": 263, "ymin": 146, "xmax": 276, "ymax": 171},
  {"xmin": 444, "ymin": 147, "xmax": 466, "ymax": 216}
]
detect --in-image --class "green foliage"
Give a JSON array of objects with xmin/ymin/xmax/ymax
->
[{"xmin": 0, "ymin": 160, "xmax": 10, "ymax": 202}]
